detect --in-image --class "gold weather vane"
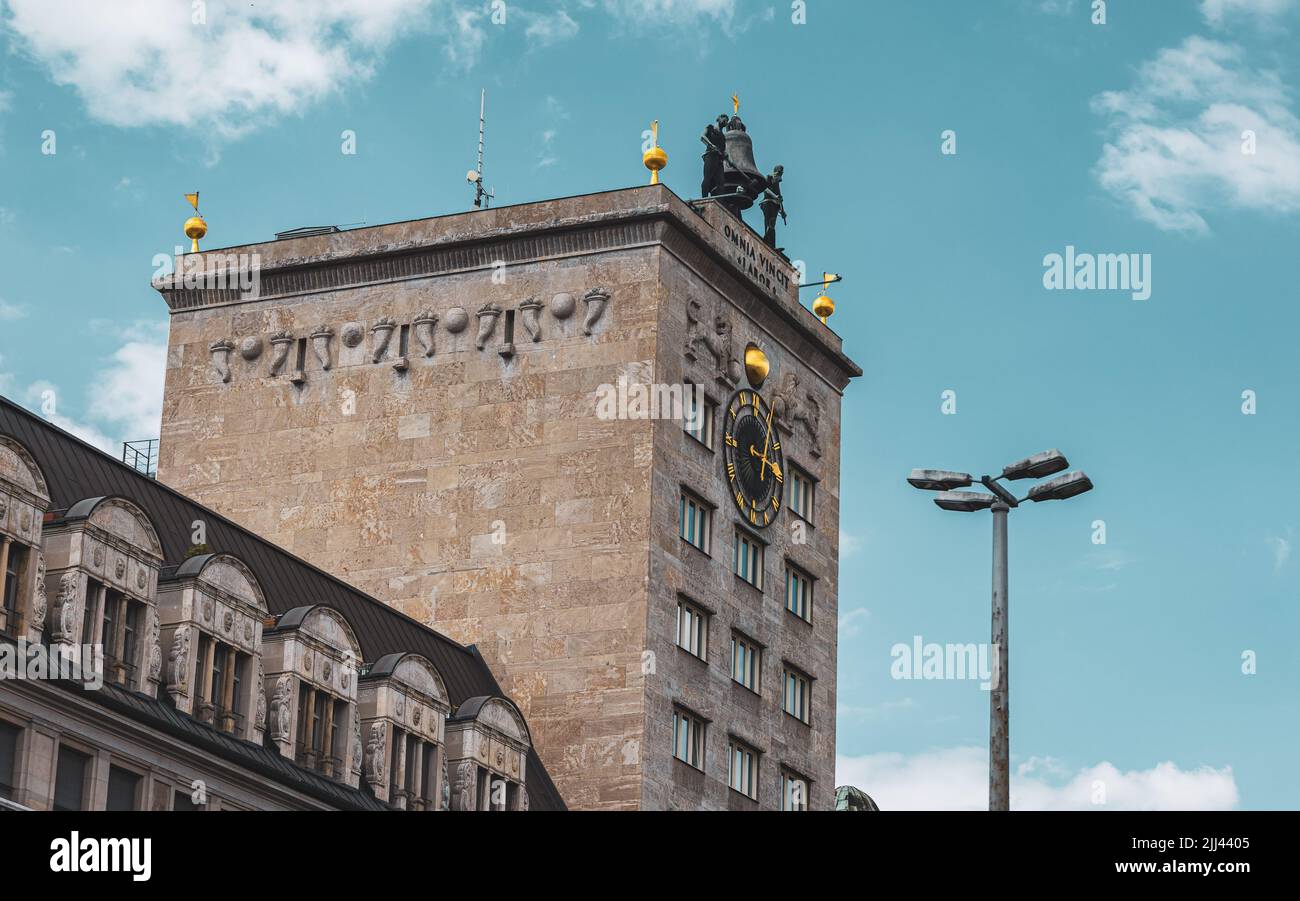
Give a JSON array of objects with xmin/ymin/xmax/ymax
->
[
  {"xmin": 732, "ymin": 94, "xmax": 740, "ymax": 116},
  {"xmin": 643, "ymin": 119, "xmax": 668, "ymax": 185},
  {"xmin": 183, "ymin": 192, "xmax": 207, "ymax": 253},
  {"xmin": 813, "ymin": 272, "xmax": 838, "ymax": 324}
]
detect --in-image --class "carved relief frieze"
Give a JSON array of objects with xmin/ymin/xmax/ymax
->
[
  {"xmin": 413, "ymin": 310, "xmax": 438, "ymax": 357},
  {"xmin": 475, "ymin": 303, "xmax": 501, "ymax": 351},
  {"xmin": 269, "ymin": 330, "xmax": 294, "ymax": 376},
  {"xmin": 370, "ymin": 317, "xmax": 397, "ymax": 363},
  {"xmin": 209, "ymin": 340, "xmax": 234, "ymax": 383},
  {"xmin": 582, "ymin": 287, "xmax": 611, "ymax": 336},
  {"xmin": 310, "ymin": 325, "xmax": 334, "ymax": 370}
]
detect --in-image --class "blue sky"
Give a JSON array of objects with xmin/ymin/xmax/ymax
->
[{"xmin": 2, "ymin": 0, "xmax": 1299, "ymax": 809}]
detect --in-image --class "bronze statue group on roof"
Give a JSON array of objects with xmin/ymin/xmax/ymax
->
[{"xmin": 700, "ymin": 108, "xmax": 786, "ymax": 251}]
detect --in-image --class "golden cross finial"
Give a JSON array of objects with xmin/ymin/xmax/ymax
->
[{"xmin": 732, "ymin": 94, "xmax": 740, "ymax": 116}]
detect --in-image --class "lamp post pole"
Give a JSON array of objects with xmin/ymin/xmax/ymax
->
[{"xmin": 989, "ymin": 502, "xmax": 1010, "ymax": 812}]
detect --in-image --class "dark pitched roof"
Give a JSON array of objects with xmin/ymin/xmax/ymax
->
[{"xmin": 0, "ymin": 395, "xmax": 565, "ymax": 811}]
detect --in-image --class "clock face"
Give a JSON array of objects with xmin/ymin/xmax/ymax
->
[{"xmin": 723, "ymin": 389, "xmax": 784, "ymax": 528}]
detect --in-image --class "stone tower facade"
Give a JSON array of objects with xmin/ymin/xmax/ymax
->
[{"xmin": 154, "ymin": 185, "xmax": 860, "ymax": 809}]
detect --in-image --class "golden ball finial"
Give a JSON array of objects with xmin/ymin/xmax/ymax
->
[
  {"xmin": 644, "ymin": 119, "xmax": 667, "ymax": 185},
  {"xmin": 744, "ymin": 344, "xmax": 770, "ymax": 388},
  {"xmin": 813, "ymin": 292, "xmax": 835, "ymax": 323},
  {"xmin": 183, "ymin": 191, "xmax": 206, "ymax": 252}
]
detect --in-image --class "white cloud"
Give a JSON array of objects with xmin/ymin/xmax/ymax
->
[
  {"xmin": 523, "ymin": 8, "xmax": 580, "ymax": 46},
  {"xmin": 1202, "ymin": 0, "xmax": 1296, "ymax": 26},
  {"xmin": 840, "ymin": 607, "xmax": 870, "ymax": 639},
  {"xmin": 1, "ymin": 320, "xmax": 166, "ymax": 454},
  {"xmin": 0, "ymin": 299, "xmax": 25, "ymax": 320},
  {"xmin": 1267, "ymin": 530, "xmax": 1292, "ymax": 573},
  {"xmin": 839, "ymin": 529, "xmax": 863, "ymax": 557},
  {"xmin": 2, "ymin": 0, "xmax": 436, "ymax": 137},
  {"xmin": 586, "ymin": 0, "xmax": 736, "ymax": 26},
  {"xmin": 0, "ymin": 88, "xmax": 11, "ymax": 112},
  {"xmin": 1091, "ymin": 36, "xmax": 1300, "ymax": 234},
  {"xmin": 836, "ymin": 746, "xmax": 1239, "ymax": 810}
]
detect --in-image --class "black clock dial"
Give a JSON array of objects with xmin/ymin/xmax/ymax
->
[{"xmin": 722, "ymin": 390, "xmax": 784, "ymax": 528}]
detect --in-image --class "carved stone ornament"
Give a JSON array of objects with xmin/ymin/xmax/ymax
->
[
  {"xmin": 455, "ymin": 758, "xmax": 478, "ymax": 811},
  {"xmin": 549, "ymin": 292, "xmax": 575, "ymax": 320},
  {"xmin": 351, "ymin": 710, "xmax": 363, "ymax": 776},
  {"xmin": 92, "ymin": 547, "xmax": 105, "ymax": 569},
  {"xmin": 209, "ymin": 339, "xmax": 235, "ymax": 383},
  {"xmin": 441, "ymin": 753, "xmax": 450, "ymax": 811},
  {"xmin": 244, "ymin": 621, "xmax": 253, "ymax": 642},
  {"xmin": 239, "ymin": 336, "xmax": 263, "ymax": 361},
  {"xmin": 772, "ymin": 370, "xmax": 823, "ymax": 458},
  {"xmin": 323, "ymin": 660, "xmax": 333, "ymax": 681},
  {"xmin": 269, "ymin": 330, "xmax": 294, "ymax": 376},
  {"xmin": 475, "ymin": 303, "xmax": 501, "ymax": 351},
  {"xmin": 136, "ymin": 569, "xmax": 147, "ymax": 591},
  {"xmin": 444, "ymin": 307, "xmax": 469, "ymax": 334},
  {"xmin": 365, "ymin": 722, "xmax": 387, "ymax": 785},
  {"xmin": 582, "ymin": 287, "xmax": 611, "ymax": 336},
  {"xmin": 30, "ymin": 552, "xmax": 47, "ymax": 629},
  {"xmin": 413, "ymin": 706, "xmax": 423, "ymax": 727},
  {"xmin": 222, "ymin": 610, "xmax": 233, "ymax": 634},
  {"xmin": 146, "ymin": 608, "xmax": 162, "ymax": 683},
  {"xmin": 167, "ymin": 626, "xmax": 191, "ymax": 691},
  {"xmin": 518, "ymin": 296, "xmax": 543, "ymax": 342},
  {"xmin": 310, "ymin": 325, "xmax": 334, "ymax": 370},
  {"xmin": 52, "ymin": 572, "xmax": 78, "ymax": 643},
  {"xmin": 519, "ymin": 786, "xmax": 529, "ymax": 812},
  {"xmin": 201, "ymin": 597, "xmax": 214, "ymax": 624},
  {"xmin": 341, "ymin": 322, "xmax": 365, "ymax": 348},
  {"xmin": 686, "ymin": 297, "xmax": 739, "ymax": 387},
  {"xmin": 271, "ymin": 674, "xmax": 293, "ymax": 742},
  {"xmin": 370, "ymin": 317, "xmax": 397, "ymax": 363},
  {"xmin": 413, "ymin": 310, "xmax": 438, "ymax": 357},
  {"xmin": 255, "ymin": 658, "xmax": 267, "ymax": 730},
  {"xmin": 114, "ymin": 558, "xmax": 126, "ymax": 581},
  {"xmin": 0, "ymin": 497, "xmax": 6, "ymax": 520}
]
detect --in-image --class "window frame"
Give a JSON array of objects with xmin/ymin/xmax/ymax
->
[
  {"xmin": 683, "ymin": 390, "xmax": 716, "ymax": 451},
  {"xmin": 781, "ymin": 664, "xmax": 813, "ymax": 725},
  {"xmin": 0, "ymin": 717, "xmax": 21, "ymax": 802},
  {"xmin": 726, "ymin": 739, "xmax": 759, "ymax": 801},
  {"xmin": 781, "ymin": 769, "xmax": 811, "ymax": 811},
  {"xmin": 0, "ymin": 541, "xmax": 28, "ymax": 636},
  {"xmin": 671, "ymin": 707, "xmax": 706, "ymax": 771},
  {"xmin": 675, "ymin": 597, "xmax": 709, "ymax": 661},
  {"xmin": 679, "ymin": 489, "xmax": 713, "ymax": 555},
  {"xmin": 52, "ymin": 741, "xmax": 93, "ymax": 812},
  {"xmin": 733, "ymin": 527, "xmax": 765, "ymax": 591},
  {"xmin": 788, "ymin": 463, "xmax": 816, "ymax": 525},
  {"xmin": 784, "ymin": 561, "xmax": 814, "ymax": 623},
  {"xmin": 730, "ymin": 632, "xmax": 762, "ymax": 694}
]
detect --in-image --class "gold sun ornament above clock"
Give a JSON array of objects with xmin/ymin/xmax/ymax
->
[{"xmin": 723, "ymin": 388, "xmax": 784, "ymax": 528}]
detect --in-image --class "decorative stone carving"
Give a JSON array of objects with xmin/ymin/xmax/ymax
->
[
  {"xmin": 519, "ymin": 787, "xmax": 529, "ymax": 812},
  {"xmin": 201, "ymin": 597, "xmax": 214, "ymax": 624},
  {"xmin": 441, "ymin": 753, "xmax": 450, "ymax": 811},
  {"xmin": 114, "ymin": 558, "xmax": 126, "ymax": 581},
  {"xmin": 167, "ymin": 626, "xmax": 191, "ymax": 692},
  {"xmin": 255, "ymin": 658, "xmax": 267, "ymax": 731},
  {"xmin": 518, "ymin": 296, "xmax": 543, "ymax": 342},
  {"xmin": 444, "ymin": 307, "xmax": 469, "ymax": 333},
  {"xmin": 341, "ymin": 322, "xmax": 364, "ymax": 348},
  {"xmin": 413, "ymin": 706, "xmax": 422, "ymax": 727},
  {"xmin": 395, "ymin": 694, "xmax": 405, "ymax": 719},
  {"xmin": 222, "ymin": 610, "xmax": 233, "ymax": 634},
  {"xmin": 370, "ymin": 317, "xmax": 397, "ymax": 363},
  {"xmin": 323, "ymin": 660, "xmax": 333, "ymax": 681},
  {"xmin": 209, "ymin": 340, "xmax": 235, "ymax": 383},
  {"xmin": 142, "ymin": 607, "xmax": 160, "ymax": 684},
  {"xmin": 270, "ymin": 674, "xmax": 293, "ymax": 742},
  {"xmin": 454, "ymin": 758, "xmax": 478, "ymax": 811},
  {"xmin": 772, "ymin": 370, "xmax": 823, "ymax": 457},
  {"xmin": 549, "ymin": 292, "xmax": 575, "ymax": 320},
  {"xmin": 51, "ymin": 572, "xmax": 78, "ymax": 643},
  {"xmin": 351, "ymin": 710, "xmax": 363, "ymax": 777},
  {"xmin": 475, "ymin": 303, "xmax": 501, "ymax": 351},
  {"xmin": 269, "ymin": 330, "xmax": 294, "ymax": 376},
  {"xmin": 92, "ymin": 547, "xmax": 105, "ymax": 570},
  {"xmin": 239, "ymin": 336, "xmax": 263, "ymax": 361},
  {"xmin": 310, "ymin": 325, "xmax": 334, "ymax": 370},
  {"xmin": 30, "ymin": 552, "xmax": 47, "ymax": 630},
  {"xmin": 244, "ymin": 621, "xmax": 253, "ymax": 642},
  {"xmin": 0, "ymin": 497, "xmax": 6, "ymax": 520},
  {"xmin": 365, "ymin": 722, "xmax": 387, "ymax": 786},
  {"xmin": 413, "ymin": 310, "xmax": 438, "ymax": 357},
  {"xmin": 582, "ymin": 287, "xmax": 611, "ymax": 335},
  {"xmin": 686, "ymin": 297, "xmax": 739, "ymax": 387},
  {"xmin": 19, "ymin": 510, "xmax": 29, "ymax": 532},
  {"xmin": 136, "ymin": 569, "xmax": 146, "ymax": 591}
]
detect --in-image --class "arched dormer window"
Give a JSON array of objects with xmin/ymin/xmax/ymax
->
[
  {"xmin": 445, "ymin": 696, "xmax": 532, "ymax": 811},
  {"xmin": 357, "ymin": 652, "xmax": 450, "ymax": 810},
  {"xmin": 42, "ymin": 496, "xmax": 163, "ymax": 693},
  {"xmin": 0, "ymin": 435, "xmax": 50, "ymax": 641},
  {"xmin": 261, "ymin": 605, "xmax": 363, "ymax": 786},
  {"xmin": 156, "ymin": 553, "xmax": 267, "ymax": 741}
]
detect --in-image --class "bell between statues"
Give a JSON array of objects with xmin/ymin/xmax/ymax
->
[{"xmin": 719, "ymin": 116, "xmax": 766, "ymax": 212}]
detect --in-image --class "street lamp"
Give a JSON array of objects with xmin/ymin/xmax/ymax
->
[{"xmin": 907, "ymin": 449, "xmax": 1093, "ymax": 811}]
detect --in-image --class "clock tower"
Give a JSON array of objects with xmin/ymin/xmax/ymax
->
[{"xmin": 154, "ymin": 184, "xmax": 860, "ymax": 809}]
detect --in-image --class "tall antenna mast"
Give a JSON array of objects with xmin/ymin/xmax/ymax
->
[{"xmin": 467, "ymin": 89, "xmax": 494, "ymax": 209}]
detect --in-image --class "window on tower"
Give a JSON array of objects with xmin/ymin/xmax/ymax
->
[{"xmin": 679, "ymin": 490, "xmax": 712, "ymax": 554}]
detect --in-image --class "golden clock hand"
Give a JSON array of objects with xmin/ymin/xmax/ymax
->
[{"xmin": 756, "ymin": 402, "xmax": 776, "ymax": 482}]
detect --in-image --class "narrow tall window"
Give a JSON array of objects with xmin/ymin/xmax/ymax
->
[
  {"xmin": 727, "ymin": 741, "xmax": 758, "ymax": 800},
  {"xmin": 503, "ymin": 310, "xmax": 515, "ymax": 345},
  {"xmin": 679, "ymin": 491, "xmax": 712, "ymax": 553},
  {"xmin": 295, "ymin": 337, "xmax": 308, "ymax": 371},
  {"xmin": 734, "ymin": 530, "xmax": 764, "ymax": 589},
  {"xmin": 790, "ymin": 466, "xmax": 815, "ymax": 523},
  {"xmin": 672, "ymin": 709, "xmax": 704, "ymax": 770},
  {"xmin": 683, "ymin": 392, "xmax": 715, "ymax": 449},
  {"xmin": 106, "ymin": 766, "xmax": 141, "ymax": 811},
  {"xmin": 52, "ymin": 745, "xmax": 90, "ymax": 811},
  {"xmin": 675, "ymin": 598, "xmax": 708, "ymax": 660},
  {"xmin": 0, "ymin": 720, "xmax": 19, "ymax": 801},
  {"xmin": 781, "ymin": 772, "xmax": 810, "ymax": 811},
  {"xmin": 81, "ymin": 579, "xmax": 101, "ymax": 648},
  {"xmin": 785, "ymin": 564, "xmax": 813, "ymax": 622},
  {"xmin": 399, "ymin": 323, "xmax": 411, "ymax": 357},
  {"xmin": 731, "ymin": 634, "xmax": 761, "ymax": 693},
  {"xmin": 782, "ymin": 667, "xmax": 812, "ymax": 724},
  {"xmin": 0, "ymin": 542, "xmax": 25, "ymax": 634}
]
